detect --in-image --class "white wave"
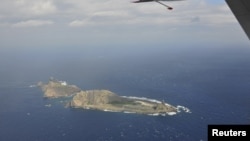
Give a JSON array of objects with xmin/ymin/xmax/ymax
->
[
  {"xmin": 103, "ymin": 109, "xmax": 112, "ymax": 112},
  {"xmin": 123, "ymin": 111, "xmax": 136, "ymax": 114},
  {"xmin": 148, "ymin": 113, "xmax": 175, "ymax": 116},
  {"xmin": 45, "ymin": 104, "xmax": 52, "ymax": 107},
  {"xmin": 148, "ymin": 112, "xmax": 177, "ymax": 116},
  {"xmin": 103, "ymin": 109, "xmax": 118, "ymax": 112},
  {"xmin": 177, "ymin": 105, "xmax": 191, "ymax": 113},
  {"xmin": 167, "ymin": 112, "xmax": 177, "ymax": 116},
  {"xmin": 148, "ymin": 113, "xmax": 160, "ymax": 116},
  {"xmin": 29, "ymin": 85, "xmax": 37, "ymax": 88},
  {"xmin": 121, "ymin": 96, "xmax": 162, "ymax": 104}
]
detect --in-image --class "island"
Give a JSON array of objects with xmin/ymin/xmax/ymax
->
[
  {"xmin": 38, "ymin": 78, "xmax": 81, "ymax": 98},
  {"xmin": 38, "ymin": 78, "xmax": 178, "ymax": 116}
]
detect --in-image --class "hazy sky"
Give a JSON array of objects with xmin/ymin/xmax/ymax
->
[{"xmin": 0, "ymin": 0, "xmax": 249, "ymax": 49}]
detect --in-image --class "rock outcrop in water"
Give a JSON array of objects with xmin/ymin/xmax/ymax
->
[{"xmin": 38, "ymin": 78, "xmax": 177, "ymax": 115}]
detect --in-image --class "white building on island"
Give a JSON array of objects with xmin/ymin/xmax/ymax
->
[{"xmin": 60, "ymin": 81, "xmax": 67, "ymax": 86}]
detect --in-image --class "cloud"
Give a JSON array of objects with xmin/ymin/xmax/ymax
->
[
  {"xmin": 69, "ymin": 10, "xmax": 137, "ymax": 27},
  {"xmin": 0, "ymin": 0, "xmax": 236, "ymax": 28},
  {"xmin": 0, "ymin": 0, "xmax": 57, "ymax": 18},
  {"xmin": 12, "ymin": 20, "xmax": 54, "ymax": 27},
  {"xmin": 1, "ymin": 0, "xmax": 247, "ymax": 47},
  {"xmin": 30, "ymin": 1, "xmax": 57, "ymax": 15},
  {"xmin": 69, "ymin": 20, "xmax": 89, "ymax": 27},
  {"xmin": 17, "ymin": 0, "xmax": 57, "ymax": 16},
  {"xmin": 65, "ymin": 0, "xmax": 236, "ymax": 28}
]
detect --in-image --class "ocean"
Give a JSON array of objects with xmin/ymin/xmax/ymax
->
[{"xmin": 0, "ymin": 45, "xmax": 249, "ymax": 141}]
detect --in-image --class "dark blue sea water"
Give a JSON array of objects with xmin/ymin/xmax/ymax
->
[{"xmin": 0, "ymin": 45, "xmax": 250, "ymax": 141}]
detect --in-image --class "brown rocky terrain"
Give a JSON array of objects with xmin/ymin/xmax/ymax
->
[
  {"xmin": 38, "ymin": 78, "xmax": 81, "ymax": 98},
  {"xmin": 38, "ymin": 78, "xmax": 177, "ymax": 115}
]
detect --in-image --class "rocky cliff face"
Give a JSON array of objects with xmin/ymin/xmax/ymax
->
[{"xmin": 71, "ymin": 90, "xmax": 120, "ymax": 107}]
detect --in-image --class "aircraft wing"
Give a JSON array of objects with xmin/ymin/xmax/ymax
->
[
  {"xmin": 226, "ymin": 0, "xmax": 250, "ymax": 40},
  {"xmin": 133, "ymin": 0, "xmax": 153, "ymax": 3}
]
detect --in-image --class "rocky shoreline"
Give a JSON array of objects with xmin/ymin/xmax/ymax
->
[{"xmin": 38, "ymin": 78, "xmax": 178, "ymax": 116}]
